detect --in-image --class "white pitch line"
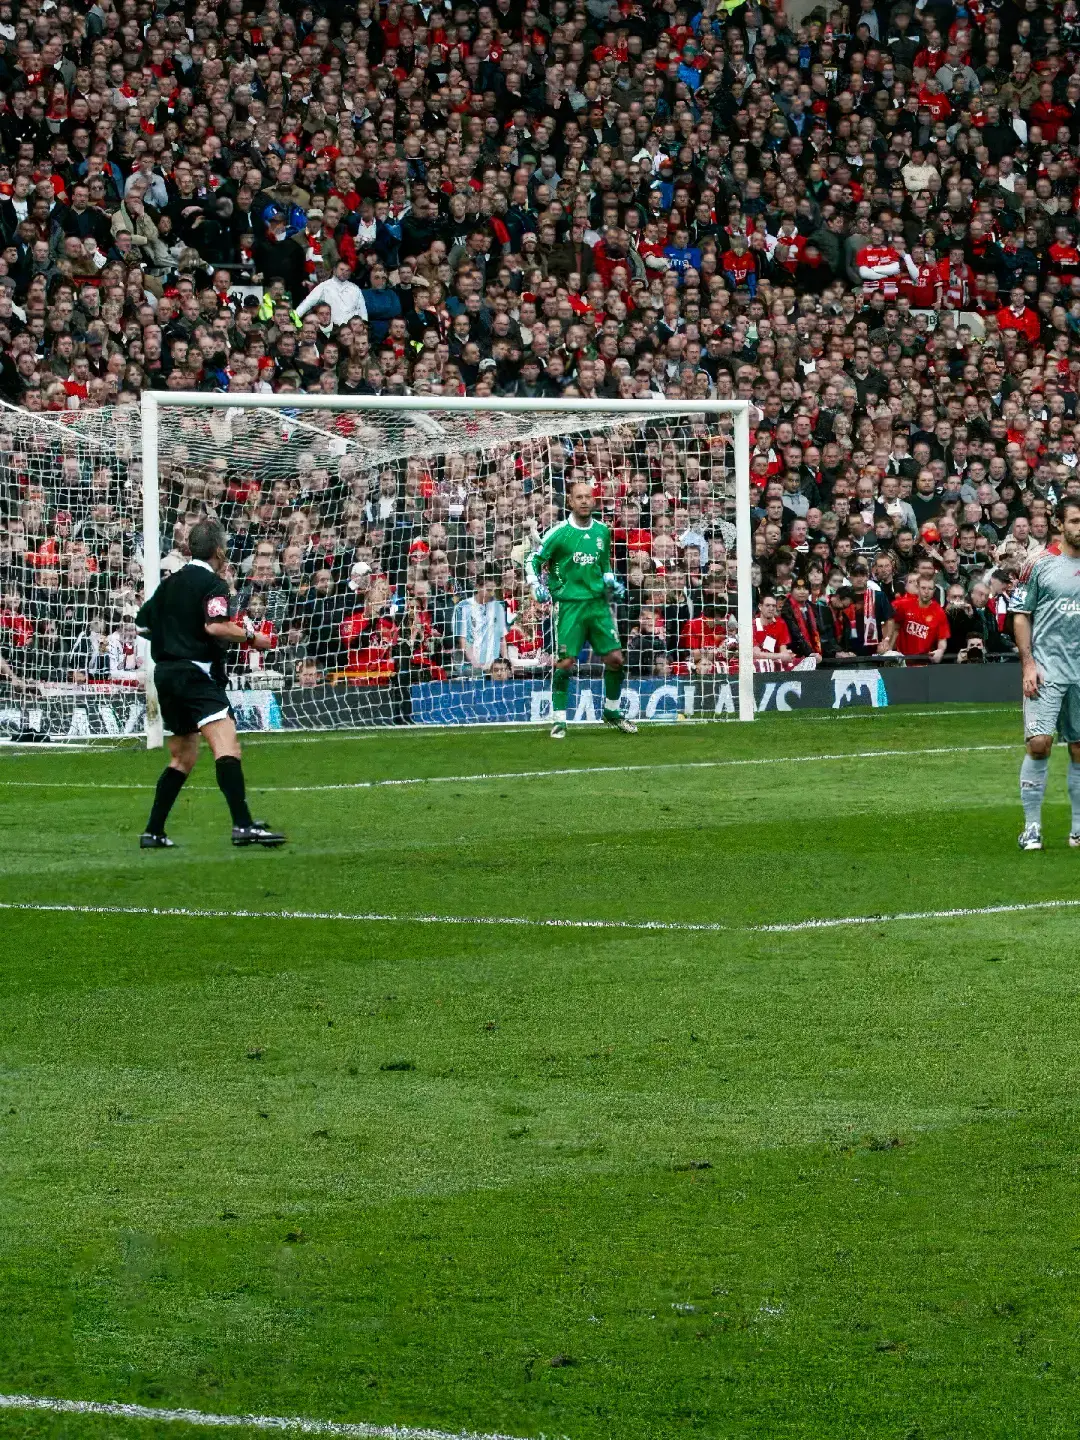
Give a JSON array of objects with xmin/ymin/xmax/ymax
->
[
  {"xmin": 236, "ymin": 704, "xmax": 1022, "ymax": 742},
  {"xmin": 0, "ymin": 742, "xmax": 1018, "ymax": 792},
  {"xmin": 0, "ymin": 1393, "xmax": 535, "ymax": 1440},
  {"xmin": 1, "ymin": 895, "xmax": 1076, "ymax": 935}
]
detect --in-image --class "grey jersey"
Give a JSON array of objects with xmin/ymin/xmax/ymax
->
[{"xmin": 1007, "ymin": 551, "xmax": 1080, "ymax": 683}]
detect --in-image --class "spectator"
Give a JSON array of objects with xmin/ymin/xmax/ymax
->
[
  {"xmin": 780, "ymin": 576, "xmax": 823, "ymax": 662},
  {"xmin": 752, "ymin": 595, "xmax": 796, "ymax": 672},
  {"xmin": 452, "ymin": 574, "xmax": 508, "ymax": 676},
  {"xmin": 894, "ymin": 576, "xmax": 952, "ymax": 664},
  {"xmin": 2, "ymin": 0, "xmax": 1080, "ymax": 709},
  {"xmin": 106, "ymin": 613, "xmax": 144, "ymax": 683},
  {"xmin": 505, "ymin": 597, "xmax": 552, "ymax": 676}
]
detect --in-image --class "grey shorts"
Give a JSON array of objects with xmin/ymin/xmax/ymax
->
[{"xmin": 1024, "ymin": 680, "xmax": 1080, "ymax": 744}]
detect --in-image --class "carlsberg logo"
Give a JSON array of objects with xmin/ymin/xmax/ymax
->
[
  {"xmin": 1058, "ymin": 599, "xmax": 1080, "ymax": 616},
  {"xmin": 573, "ymin": 550, "xmax": 599, "ymax": 565}
]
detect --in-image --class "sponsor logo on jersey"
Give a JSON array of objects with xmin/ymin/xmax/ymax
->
[
  {"xmin": 572, "ymin": 550, "xmax": 598, "ymax": 565},
  {"xmin": 1056, "ymin": 599, "xmax": 1080, "ymax": 616}
]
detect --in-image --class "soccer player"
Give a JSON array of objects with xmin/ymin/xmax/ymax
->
[
  {"xmin": 526, "ymin": 479, "xmax": 636, "ymax": 739},
  {"xmin": 135, "ymin": 519, "xmax": 286, "ymax": 849},
  {"xmin": 1009, "ymin": 498, "xmax": 1080, "ymax": 851}
]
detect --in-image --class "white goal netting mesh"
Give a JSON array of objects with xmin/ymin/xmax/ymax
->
[{"xmin": 0, "ymin": 400, "xmax": 739, "ymax": 739}]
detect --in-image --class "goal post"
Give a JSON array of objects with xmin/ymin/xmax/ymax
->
[
  {"xmin": 135, "ymin": 393, "xmax": 756, "ymax": 744},
  {"xmin": 140, "ymin": 393, "xmax": 164, "ymax": 751}
]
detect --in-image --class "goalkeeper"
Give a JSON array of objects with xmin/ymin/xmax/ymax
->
[{"xmin": 526, "ymin": 479, "xmax": 636, "ymax": 739}]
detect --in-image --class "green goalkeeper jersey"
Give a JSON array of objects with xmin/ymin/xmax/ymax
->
[{"xmin": 527, "ymin": 517, "xmax": 612, "ymax": 601}]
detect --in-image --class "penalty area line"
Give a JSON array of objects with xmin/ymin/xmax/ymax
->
[
  {"xmin": 0, "ymin": 741, "xmax": 1018, "ymax": 792},
  {"xmin": 0, "ymin": 1393, "xmax": 535, "ymax": 1440},
  {"xmin": 1, "ymin": 896, "xmax": 1078, "ymax": 934}
]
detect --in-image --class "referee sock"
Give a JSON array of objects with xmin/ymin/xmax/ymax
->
[
  {"xmin": 1020, "ymin": 753, "xmax": 1050, "ymax": 827},
  {"xmin": 551, "ymin": 666, "xmax": 570, "ymax": 721},
  {"xmin": 603, "ymin": 663, "xmax": 624, "ymax": 715},
  {"xmin": 216, "ymin": 755, "xmax": 254, "ymax": 829},
  {"xmin": 1069, "ymin": 762, "xmax": 1080, "ymax": 834},
  {"xmin": 145, "ymin": 765, "xmax": 187, "ymax": 837}
]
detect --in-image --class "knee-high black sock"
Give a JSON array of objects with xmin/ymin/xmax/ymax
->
[
  {"xmin": 216, "ymin": 755, "xmax": 253, "ymax": 828},
  {"xmin": 146, "ymin": 765, "xmax": 188, "ymax": 836}
]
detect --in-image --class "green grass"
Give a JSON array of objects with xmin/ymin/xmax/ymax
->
[{"xmin": 2, "ymin": 704, "xmax": 1080, "ymax": 1438}]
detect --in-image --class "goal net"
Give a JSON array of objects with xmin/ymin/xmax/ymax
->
[
  {"xmin": 0, "ymin": 399, "xmax": 148, "ymax": 743},
  {"xmin": 0, "ymin": 396, "xmax": 753, "ymax": 743}
]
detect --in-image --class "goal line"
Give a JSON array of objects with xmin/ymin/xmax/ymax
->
[{"xmin": 1, "ymin": 896, "xmax": 1074, "ymax": 935}]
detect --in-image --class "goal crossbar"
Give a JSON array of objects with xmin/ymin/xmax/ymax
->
[{"xmin": 139, "ymin": 393, "xmax": 755, "ymax": 745}]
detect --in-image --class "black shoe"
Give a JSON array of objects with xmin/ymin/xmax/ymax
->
[
  {"xmin": 232, "ymin": 821, "xmax": 287, "ymax": 848},
  {"xmin": 140, "ymin": 832, "xmax": 175, "ymax": 849}
]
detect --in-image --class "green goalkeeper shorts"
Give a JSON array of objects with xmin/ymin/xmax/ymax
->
[{"xmin": 555, "ymin": 597, "xmax": 620, "ymax": 660}]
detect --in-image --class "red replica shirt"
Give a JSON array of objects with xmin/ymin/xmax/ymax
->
[
  {"xmin": 995, "ymin": 304, "xmax": 1041, "ymax": 345},
  {"xmin": 1049, "ymin": 240, "xmax": 1080, "ymax": 274},
  {"xmin": 899, "ymin": 261, "xmax": 940, "ymax": 308},
  {"xmin": 917, "ymin": 86, "xmax": 952, "ymax": 121},
  {"xmin": 753, "ymin": 616, "xmax": 792, "ymax": 654},
  {"xmin": 1030, "ymin": 101, "xmax": 1071, "ymax": 143},
  {"xmin": 613, "ymin": 526, "xmax": 652, "ymax": 555},
  {"xmin": 893, "ymin": 595, "xmax": 950, "ymax": 656},
  {"xmin": 938, "ymin": 259, "xmax": 970, "ymax": 309},
  {"xmin": 856, "ymin": 245, "xmax": 900, "ymax": 295},
  {"xmin": 505, "ymin": 624, "xmax": 544, "ymax": 659},
  {"xmin": 721, "ymin": 249, "xmax": 755, "ymax": 284},
  {"xmin": 857, "ymin": 244, "xmax": 899, "ymax": 271},
  {"xmin": 0, "ymin": 609, "xmax": 33, "ymax": 647},
  {"xmin": 680, "ymin": 616, "xmax": 727, "ymax": 651}
]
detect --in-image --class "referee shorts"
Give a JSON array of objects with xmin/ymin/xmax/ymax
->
[
  {"xmin": 154, "ymin": 660, "xmax": 233, "ymax": 736},
  {"xmin": 1024, "ymin": 679, "xmax": 1080, "ymax": 744}
]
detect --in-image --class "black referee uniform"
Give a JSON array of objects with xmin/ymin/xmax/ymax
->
[
  {"xmin": 136, "ymin": 525, "xmax": 285, "ymax": 850},
  {"xmin": 136, "ymin": 560, "xmax": 235, "ymax": 735}
]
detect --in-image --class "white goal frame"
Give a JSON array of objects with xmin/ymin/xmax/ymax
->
[{"xmin": 140, "ymin": 393, "xmax": 755, "ymax": 747}]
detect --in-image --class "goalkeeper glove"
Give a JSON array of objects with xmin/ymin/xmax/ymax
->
[
  {"xmin": 531, "ymin": 581, "xmax": 551, "ymax": 604},
  {"xmin": 241, "ymin": 614, "xmax": 257, "ymax": 641},
  {"xmin": 603, "ymin": 571, "xmax": 625, "ymax": 600}
]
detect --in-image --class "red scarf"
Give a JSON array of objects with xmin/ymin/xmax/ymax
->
[
  {"xmin": 787, "ymin": 599, "xmax": 820, "ymax": 654},
  {"xmin": 304, "ymin": 231, "xmax": 324, "ymax": 276},
  {"xmin": 859, "ymin": 586, "xmax": 878, "ymax": 644}
]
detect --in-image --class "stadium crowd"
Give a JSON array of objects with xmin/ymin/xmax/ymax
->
[{"xmin": 2, "ymin": 0, "xmax": 1080, "ymax": 696}]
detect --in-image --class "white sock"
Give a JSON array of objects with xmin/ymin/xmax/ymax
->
[
  {"xmin": 552, "ymin": 709, "xmax": 567, "ymax": 723},
  {"xmin": 1021, "ymin": 753, "xmax": 1050, "ymax": 827},
  {"xmin": 1068, "ymin": 761, "xmax": 1080, "ymax": 833}
]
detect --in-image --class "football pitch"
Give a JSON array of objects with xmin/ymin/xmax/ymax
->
[{"xmin": 3, "ymin": 703, "xmax": 1080, "ymax": 1440}]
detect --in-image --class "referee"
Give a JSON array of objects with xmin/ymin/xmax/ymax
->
[{"xmin": 135, "ymin": 518, "xmax": 286, "ymax": 849}]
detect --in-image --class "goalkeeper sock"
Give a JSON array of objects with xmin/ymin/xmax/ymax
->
[
  {"xmin": 1069, "ymin": 761, "xmax": 1080, "ymax": 834},
  {"xmin": 551, "ymin": 666, "xmax": 570, "ymax": 720},
  {"xmin": 603, "ymin": 663, "xmax": 624, "ymax": 715},
  {"xmin": 145, "ymin": 765, "xmax": 187, "ymax": 836},
  {"xmin": 1020, "ymin": 752, "xmax": 1050, "ymax": 827},
  {"xmin": 216, "ymin": 755, "xmax": 254, "ymax": 829}
]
